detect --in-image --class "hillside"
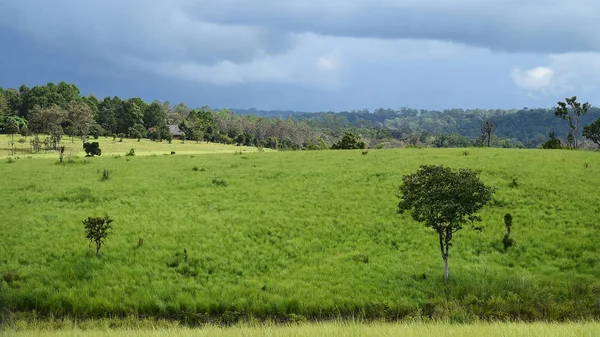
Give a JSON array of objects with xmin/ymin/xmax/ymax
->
[{"xmin": 1, "ymin": 148, "xmax": 599, "ymax": 323}]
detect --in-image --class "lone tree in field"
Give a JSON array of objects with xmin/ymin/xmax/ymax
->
[
  {"xmin": 555, "ymin": 96, "xmax": 590, "ymax": 149},
  {"xmin": 83, "ymin": 215, "xmax": 113, "ymax": 257},
  {"xmin": 481, "ymin": 119, "xmax": 495, "ymax": 147},
  {"xmin": 397, "ymin": 165, "xmax": 495, "ymax": 281},
  {"xmin": 583, "ymin": 118, "xmax": 600, "ymax": 147}
]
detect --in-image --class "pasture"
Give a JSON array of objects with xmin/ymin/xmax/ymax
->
[
  {"xmin": 0, "ymin": 134, "xmax": 265, "ymax": 158},
  {"xmin": 1, "ymin": 147, "xmax": 600, "ymax": 323}
]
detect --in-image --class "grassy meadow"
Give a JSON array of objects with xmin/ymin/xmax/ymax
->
[
  {"xmin": 0, "ymin": 134, "xmax": 266, "ymax": 158},
  {"xmin": 3, "ymin": 321, "xmax": 600, "ymax": 337},
  {"xmin": 1, "ymin": 147, "xmax": 600, "ymax": 324}
]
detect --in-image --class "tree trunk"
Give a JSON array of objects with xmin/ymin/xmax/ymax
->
[
  {"xmin": 487, "ymin": 133, "xmax": 491, "ymax": 147},
  {"xmin": 443, "ymin": 255, "xmax": 449, "ymax": 281},
  {"xmin": 96, "ymin": 241, "xmax": 101, "ymax": 257}
]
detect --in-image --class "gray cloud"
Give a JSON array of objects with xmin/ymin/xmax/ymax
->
[
  {"xmin": 190, "ymin": 0, "xmax": 600, "ymax": 54},
  {"xmin": 1, "ymin": 0, "xmax": 599, "ymax": 110}
]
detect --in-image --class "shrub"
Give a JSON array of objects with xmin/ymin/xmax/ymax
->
[
  {"xmin": 503, "ymin": 213, "xmax": 514, "ymax": 251},
  {"xmin": 463, "ymin": 150, "xmax": 469, "ymax": 156},
  {"xmin": 101, "ymin": 168, "xmax": 111, "ymax": 181},
  {"xmin": 332, "ymin": 131, "xmax": 366, "ymax": 150},
  {"xmin": 361, "ymin": 151, "xmax": 369, "ymax": 155},
  {"xmin": 192, "ymin": 166, "xmax": 199, "ymax": 171},
  {"xmin": 83, "ymin": 215, "xmax": 114, "ymax": 257},
  {"xmin": 126, "ymin": 149, "xmax": 135, "ymax": 157},
  {"xmin": 212, "ymin": 178, "xmax": 228, "ymax": 187},
  {"xmin": 83, "ymin": 142, "xmax": 102, "ymax": 157},
  {"xmin": 542, "ymin": 132, "xmax": 563, "ymax": 149}
]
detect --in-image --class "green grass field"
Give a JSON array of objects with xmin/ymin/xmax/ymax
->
[
  {"xmin": 0, "ymin": 134, "xmax": 266, "ymax": 158},
  {"xmin": 3, "ymin": 321, "xmax": 599, "ymax": 337},
  {"xmin": 1, "ymin": 147, "xmax": 600, "ymax": 324}
]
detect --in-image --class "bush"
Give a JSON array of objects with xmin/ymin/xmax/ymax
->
[
  {"xmin": 83, "ymin": 215, "xmax": 114, "ymax": 257},
  {"xmin": 331, "ymin": 132, "xmax": 366, "ymax": 150},
  {"xmin": 126, "ymin": 149, "xmax": 135, "ymax": 157},
  {"xmin": 83, "ymin": 142, "xmax": 102, "ymax": 157},
  {"xmin": 542, "ymin": 132, "xmax": 563, "ymax": 149},
  {"xmin": 212, "ymin": 178, "xmax": 228, "ymax": 187},
  {"xmin": 101, "ymin": 168, "xmax": 110, "ymax": 181}
]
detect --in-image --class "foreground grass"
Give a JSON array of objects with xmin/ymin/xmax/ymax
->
[
  {"xmin": 0, "ymin": 134, "xmax": 266, "ymax": 158},
  {"xmin": 1, "ymin": 148, "xmax": 600, "ymax": 322},
  {"xmin": 3, "ymin": 321, "xmax": 600, "ymax": 337}
]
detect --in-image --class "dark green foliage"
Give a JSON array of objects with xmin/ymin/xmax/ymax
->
[
  {"xmin": 398, "ymin": 165, "xmax": 495, "ymax": 281},
  {"xmin": 83, "ymin": 215, "xmax": 114, "ymax": 257},
  {"xmin": 542, "ymin": 132, "xmax": 563, "ymax": 149},
  {"xmin": 582, "ymin": 118, "xmax": 600, "ymax": 146},
  {"xmin": 192, "ymin": 166, "xmax": 199, "ymax": 171},
  {"xmin": 361, "ymin": 150, "xmax": 369, "ymax": 155},
  {"xmin": 331, "ymin": 131, "xmax": 366, "ymax": 149},
  {"xmin": 434, "ymin": 133, "xmax": 473, "ymax": 148},
  {"xmin": 503, "ymin": 213, "xmax": 514, "ymax": 251},
  {"xmin": 101, "ymin": 168, "xmax": 110, "ymax": 181},
  {"xmin": 125, "ymin": 149, "xmax": 135, "ymax": 157},
  {"xmin": 83, "ymin": 142, "xmax": 102, "ymax": 157},
  {"xmin": 212, "ymin": 178, "xmax": 228, "ymax": 186}
]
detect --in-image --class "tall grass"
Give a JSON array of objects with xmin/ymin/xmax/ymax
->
[
  {"xmin": 3, "ymin": 321, "xmax": 600, "ymax": 337},
  {"xmin": 0, "ymin": 148, "xmax": 599, "ymax": 322}
]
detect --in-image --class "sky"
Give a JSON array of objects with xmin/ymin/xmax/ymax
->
[{"xmin": 0, "ymin": 0, "xmax": 599, "ymax": 112}]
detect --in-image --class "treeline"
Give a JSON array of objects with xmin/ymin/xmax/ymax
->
[
  {"xmin": 1, "ymin": 82, "xmax": 599, "ymax": 151},
  {"xmin": 236, "ymin": 107, "xmax": 600, "ymax": 148},
  {"xmin": 0, "ymin": 82, "xmax": 326, "ymax": 151}
]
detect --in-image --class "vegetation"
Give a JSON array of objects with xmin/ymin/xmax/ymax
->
[
  {"xmin": 2, "ymin": 321, "xmax": 599, "ymax": 337},
  {"xmin": 2, "ymin": 82, "xmax": 600, "ymax": 151},
  {"xmin": 555, "ymin": 96, "xmax": 590, "ymax": 149},
  {"xmin": 83, "ymin": 142, "xmax": 102, "ymax": 157},
  {"xmin": 397, "ymin": 165, "xmax": 496, "ymax": 281},
  {"xmin": 1, "ymin": 148, "xmax": 599, "ymax": 324},
  {"xmin": 83, "ymin": 215, "xmax": 114, "ymax": 257}
]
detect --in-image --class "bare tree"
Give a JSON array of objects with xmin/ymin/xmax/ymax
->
[{"xmin": 481, "ymin": 120, "xmax": 495, "ymax": 147}]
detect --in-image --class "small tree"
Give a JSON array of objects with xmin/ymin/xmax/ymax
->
[
  {"xmin": 397, "ymin": 165, "xmax": 495, "ymax": 281},
  {"xmin": 555, "ymin": 96, "xmax": 590, "ymax": 149},
  {"xmin": 83, "ymin": 142, "xmax": 102, "ymax": 157},
  {"xmin": 83, "ymin": 215, "xmax": 113, "ymax": 257},
  {"xmin": 583, "ymin": 118, "xmax": 600, "ymax": 147},
  {"xmin": 331, "ymin": 131, "xmax": 366, "ymax": 149},
  {"xmin": 542, "ymin": 132, "xmax": 563, "ymax": 149},
  {"xmin": 481, "ymin": 120, "xmax": 495, "ymax": 147}
]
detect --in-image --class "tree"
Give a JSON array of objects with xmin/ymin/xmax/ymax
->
[
  {"xmin": 128, "ymin": 123, "xmax": 146, "ymax": 141},
  {"xmin": 555, "ymin": 96, "xmax": 590, "ymax": 149},
  {"xmin": 28, "ymin": 104, "xmax": 67, "ymax": 150},
  {"xmin": 83, "ymin": 215, "xmax": 113, "ymax": 257},
  {"xmin": 397, "ymin": 165, "xmax": 495, "ymax": 281},
  {"xmin": 331, "ymin": 131, "xmax": 366, "ymax": 149},
  {"xmin": 143, "ymin": 101, "xmax": 168, "ymax": 129},
  {"xmin": 582, "ymin": 118, "xmax": 600, "ymax": 147},
  {"xmin": 66, "ymin": 100, "xmax": 94, "ymax": 143},
  {"xmin": 83, "ymin": 142, "xmax": 102, "ymax": 157},
  {"xmin": 481, "ymin": 120, "xmax": 495, "ymax": 147},
  {"xmin": 542, "ymin": 132, "xmax": 563, "ymax": 149}
]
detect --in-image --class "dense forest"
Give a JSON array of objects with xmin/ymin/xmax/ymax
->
[{"xmin": 1, "ymin": 81, "xmax": 599, "ymax": 151}]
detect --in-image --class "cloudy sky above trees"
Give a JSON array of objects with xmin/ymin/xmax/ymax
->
[{"xmin": 1, "ymin": 0, "xmax": 599, "ymax": 111}]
